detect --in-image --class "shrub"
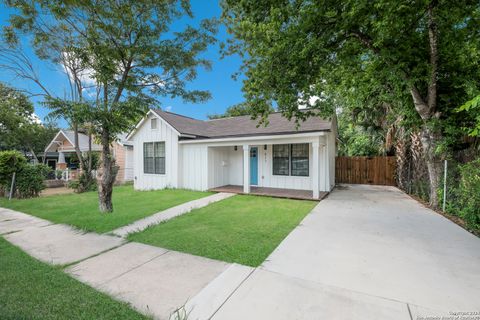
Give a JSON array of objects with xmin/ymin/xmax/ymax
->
[
  {"xmin": 15, "ymin": 164, "xmax": 51, "ymax": 198},
  {"xmin": 442, "ymin": 159, "xmax": 480, "ymax": 232},
  {"xmin": 0, "ymin": 150, "xmax": 27, "ymax": 196},
  {"xmin": 455, "ymin": 159, "xmax": 480, "ymax": 230},
  {"xmin": 68, "ymin": 172, "xmax": 97, "ymax": 193}
]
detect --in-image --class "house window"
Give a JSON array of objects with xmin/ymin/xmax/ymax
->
[
  {"xmin": 291, "ymin": 143, "xmax": 309, "ymax": 176},
  {"xmin": 272, "ymin": 144, "xmax": 309, "ymax": 176},
  {"xmin": 144, "ymin": 142, "xmax": 165, "ymax": 174},
  {"xmin": 273, "ymin": 144, "xmax": 290, "ymax": 175},
  {"xmin": 151, "ymin": 118, "xmax": 157, "ymax": 129}
]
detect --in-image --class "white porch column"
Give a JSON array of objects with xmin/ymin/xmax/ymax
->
[
  {"xmin": 323, "ymin": 144, "xmax": 329, "ymax": 191},
  {"xmin": 312, "ymin": 142, "xmax": 320, "ymax": 199},
  {"xmin": 243, "ymin": 144, "xmax": 250, "ymax": 193},
  {"xmin": 58, "ymin": 152, "xmax": 66, "ymax": 164}
]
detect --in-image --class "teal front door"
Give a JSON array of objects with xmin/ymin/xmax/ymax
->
[{"xmin": 250, "ymin": 147, "xmax": 258, "ymax": 185}]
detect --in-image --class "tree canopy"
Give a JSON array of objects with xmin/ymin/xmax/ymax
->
[
  {"xmin": 0, "ymin": 82, "xmax": 57, "ymax": 159},
  {"xmin": 208, "ymin": 102, "xmax": 274, "ymax": 119},
  {"xmin": 222, "ymin": 0, "xmax": 480, "ymax": 207},
  {"xmin": 4, "ymin": 0, "xmax": 218, "ymax": 211}
]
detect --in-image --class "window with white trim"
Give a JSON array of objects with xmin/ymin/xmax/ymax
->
[
  {"xmin": 291, "ymin": 143, "xmax": 309, "ymax": 176},
  {"xmin": 272, "ymin": 143, "xmax": 309, "ymax": 176},
  {"xmin": 272, "ymin": 144, "xmax": 290, "ymax": 176},
  {"xmin": 151, "ymin": 118, "xmax": 157, "ymax": 129},
  {"xmin": 144, "ymin": 142, "xmax": 165, "ymax": 174}
]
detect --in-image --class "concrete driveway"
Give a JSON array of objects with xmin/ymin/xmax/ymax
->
[{"xmin": 212, "ymin": 185, "xmax": 480, "ymax": 319}]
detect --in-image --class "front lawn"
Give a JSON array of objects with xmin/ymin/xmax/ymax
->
[
  {"xmin": 0, "ymin": 185, "xmax": 211, "ymax": 233},
  {"xmin": 128, "ymin": 195, "xmax": 317, "ymax": 267},
  {"xmin": 0, "ymin": 237, "xmax": 149, "ymax": 320}
]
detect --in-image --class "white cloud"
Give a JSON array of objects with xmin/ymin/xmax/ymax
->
[
  {"xmin": 28, "ymin": 113, "xmax": 42, "ymax": 124},
  {"xmin": 60, "ymin": 51, "xmax": 97, "ymax": 88},
  {"xmin": 165, "ymin": 106, "xmax": 172, "ymax": 112}
]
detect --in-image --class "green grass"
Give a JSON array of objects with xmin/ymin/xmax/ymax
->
[
  {"xmin": 0, "ymin": 185, "xmax": 211, "ymax": 233},
  {"xmin": 128, "ymin": 195, "xmax": 317, "ymax": 267},
  {"xmin": 0, "ymin": 237, "xmax": 149, "ymax": 320}
]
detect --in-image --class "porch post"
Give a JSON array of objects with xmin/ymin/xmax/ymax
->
[
  {"xmin": 312, "ymin": 142, "xmax": 320, "ymax": 199},
  {"xmin": 243, "ymin": 144, "xmax": 250, "ymax": 193},
  {"xmin": 57, "ymin": 152, "xmax": 67, "ymax": 170},
  {"xmin": 323, "ymin": 144, "xmax": 329, "ymax": 191}
]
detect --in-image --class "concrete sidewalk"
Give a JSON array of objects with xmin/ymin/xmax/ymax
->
[{"xmin": 111, "ymin": 192, "xmax": 235, "ymax": 237}]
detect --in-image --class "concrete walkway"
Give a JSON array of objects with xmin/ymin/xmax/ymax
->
[
  {"xmin": 111, "ymin": 192, "xmax": 235, "ymax": 237},
  {"xmin": 211, "ymin": 185, "xmax": 480, "ymax": 319},
  {"xmin": 1, "ymin": 208, "xmax": 125, "ymax": 265}
]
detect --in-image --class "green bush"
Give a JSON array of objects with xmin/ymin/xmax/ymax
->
[
  {"xmin": 455, "ymin": 159, "xmax": 480, "ymax": 230},
  {"xmin": 0, "ymin": 150, "xmax": 27, "ymax": 195},
  {"xmin": 443, "ymin": 159, "xmax": 480, "ymax": 232},
  {"xmin": 16, "ymin": 164, "xmax": 51, "ymax": 198},
  {"xmin": 0, "ymin": 150, "xmax": 51, "ymax": 198}
]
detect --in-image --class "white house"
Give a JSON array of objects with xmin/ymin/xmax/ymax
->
[{"xmin": 127, "ymin": 109, "xmax": 337, "ymax": 199}]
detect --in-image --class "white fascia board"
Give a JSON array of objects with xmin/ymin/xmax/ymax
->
[
  {"xmin": 45, "ymin": 130, "xmax": 72, "ymax": 152},
  {"xmin": 179, "ymin": 131, "xmax": 327, "ymax": 147}
]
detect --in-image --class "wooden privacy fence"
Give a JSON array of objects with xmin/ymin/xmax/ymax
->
[{"xmin": 335, "ymin": 156, "xmax": 396, "ymax": 186}]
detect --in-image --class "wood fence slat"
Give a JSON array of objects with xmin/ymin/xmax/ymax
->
[{"xmin": 335, "ymin": 156, "xmax": 396, "ymax": 186}]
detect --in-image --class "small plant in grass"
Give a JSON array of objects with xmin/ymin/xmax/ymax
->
[
  {"xmin": 68, "ymin": 172, "xmax": 97, "ymax": 193},
  {"xmin": 170, "ymin": 305, "xmax": 190, "ymax": 320}
]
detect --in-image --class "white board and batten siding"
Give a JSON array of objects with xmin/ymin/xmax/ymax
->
[
  {"xmin": 130, "ymin": 112, "xmax": 335, "ymax": 193},
  {"xmin": 180, "ymin": 144, "xmax": 209, "ymax": 191},
  {"xmin": 192, "ymin": 134, "xmax": 330, "ymax": 192},
  {"xmin": 132, "ymin": 113, "xmax": 179, "ymax": 190}
]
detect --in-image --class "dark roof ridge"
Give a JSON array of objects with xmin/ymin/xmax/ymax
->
[
  {"xmin": 205, "ymin": 109, "xmax": 319, "ymax": 122},
  {"xmin": 151, "ymin": 108, "xmax": 201, "ymax": 121}
]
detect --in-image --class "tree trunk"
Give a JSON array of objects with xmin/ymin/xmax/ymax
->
[
  {"xmin": 29, "ymin": 147, "xmax": 39, "ymax": 164},
  {"xmin": 88, "ymin": 133, "xmax": 92, "ymax": 172},
  {"xmin": 419, "ymin": 125, "xmax": 443, "ymax": 208},
  {"xmin": 73, "ymin": 123, "xmax": 84, "ymax": 171},
  {"xmin": 98, "ymin": 128, "xmax": 118, "ymax": 213}
]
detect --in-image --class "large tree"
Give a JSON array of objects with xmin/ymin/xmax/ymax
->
[
  {"xmin": 5, "ymin": 0, "xmax": 217, "ymax": 212},
  {"xmin": 222, "ymin": 0, "xmax": 480, "ymax": 208},
  {"xmin": 0, "ymin": 82, "xmax": 57, "ymax": 159},
  {"xmin": 208, "ymin": 102, "xmax": 274, "ymax": 119}
]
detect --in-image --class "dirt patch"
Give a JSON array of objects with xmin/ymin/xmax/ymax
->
[{"xmin": 41, "ymin": 187, "xmax": 75, "ymax": 197}]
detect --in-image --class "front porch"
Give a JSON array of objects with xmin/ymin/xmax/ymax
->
[{"xmin": 210, "ymin": 185, "xmax": 328, "ymax": 201}]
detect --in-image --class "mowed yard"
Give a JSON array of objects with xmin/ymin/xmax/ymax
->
[
  {"xmin": 0, "ymin": 237, "xmax": 149, "ymax": 320},
  {"xmin": 0, "ymin": 185, "xmax": 211, "ymax": 233},
  {"xmin": 129, "ymin": 195, "xmax": 318, "ymax": 267}
]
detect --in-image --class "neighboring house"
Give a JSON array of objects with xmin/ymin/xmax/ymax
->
[
  {"xmin": 44, "ymin": 130, "xmax": 134, "ymax": 183},
  {"xmin": 127, "ymin": 109, "xmax": 337, "ymax": 199}
]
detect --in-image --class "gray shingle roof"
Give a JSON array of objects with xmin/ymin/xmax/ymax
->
[
  {"xmin": 152, "ymin": 109, "xmax": 331, "ymax": 140},
  {"xmin": 62, "ymin": 130, "xmax": 102, "ymax": 151}
]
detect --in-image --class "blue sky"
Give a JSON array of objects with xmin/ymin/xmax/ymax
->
[{"xmin": 0, "ymin": 0, "xmax": 245, "ymax": 127}]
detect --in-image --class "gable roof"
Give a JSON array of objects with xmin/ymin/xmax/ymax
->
[
  {"xmin": 150, "ymin": 109, "xmax": 332, "ymax": 140},
  {"xmin": 45, "ymin": 130, "xmax": 103, "ymax": 152}
]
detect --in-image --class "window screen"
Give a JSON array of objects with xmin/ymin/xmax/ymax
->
[
  {"xmin": 291, "ymin": 143, "xmax": 309, "ymax": 176},
  {"xmin": 273, "ymin": 144, "xmax": 289, "ymax": 175},
  {"xmin": 144, "ymin": 142, "xmax": 165, "ymax": 174},
  {"xmin": 151, "ymin": 118, "xmax": 157, "ymax": 129}
]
